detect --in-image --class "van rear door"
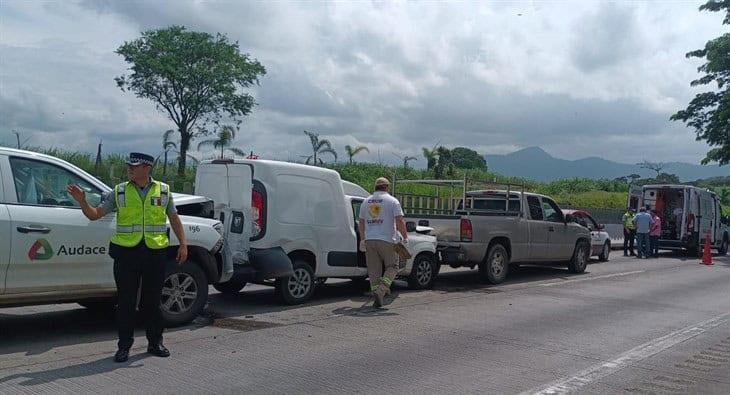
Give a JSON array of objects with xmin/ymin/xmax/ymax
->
[
  {"xmin": 195, "ymin": 161, "xmax": 253, "ymax": 269},
  {"xmin": 698, "ymin": 190, "xmax": 715, "ymax": 242},
  {"xmin": 628, "ymin": 185, "xmax": 643, "ymax": 211}
]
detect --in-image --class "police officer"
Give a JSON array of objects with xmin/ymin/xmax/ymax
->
[
  {"xmin": 357, "ymin": 177, "xmax": 408, "ymax": 307},
  {"xmin": 622, "ymin": 207, "xmax": 636, "ymax": 257},
  {"xmin": 67, "ymin": 152, "xmax": 188, "ymax": 362}
]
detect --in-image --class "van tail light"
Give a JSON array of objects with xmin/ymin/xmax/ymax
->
[
  {"xmin": 460, "ymin": 219, "xmax": 473, "ymax": 242},
  {"xmin": 252, "ymin": 189, "xmax": 264, "ymax": 237}
]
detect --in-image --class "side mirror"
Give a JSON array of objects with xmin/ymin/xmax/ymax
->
[
  {"xmin": 597, "ymin": 223, "xmax": 605, "ymax": 230},
  {"xmin": 564, "ymin": 214, "xmax": 574, "ymax": 223},
  {"xmin": 406, "ymin": 221, "xmax": 416, "ymax": 232}
]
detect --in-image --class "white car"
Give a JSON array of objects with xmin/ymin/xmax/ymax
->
[
  {"xmin": 0, "ymin": 148, "xmax": 235, "ymax": 326},
  {"xmin": 563, "ymin": 209, "xmax": 611, "ymax": 261}
]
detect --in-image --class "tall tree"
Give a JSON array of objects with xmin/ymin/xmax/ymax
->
[
  {"xmin": 451, "ymin": 147, "xmax": 487, "ymax": 170},
  {"xmin": 115, "ymin": 25, "xmax": 266, "ymax": 176},
  {"xmin": 671, "ymin": 1, "xmax": 730, "ymax": 165},
  {"xmin": 638, "ymin": 160, "xmax": 665, "ymax": 177},
  {"xmin": 303, "ymin": 130, "xmax": 337, "ymax": 165},
  {"xmin": 197, "ymin": 125, "xmax": 246, "ymax": 159},
  {"xmin": 345, "ymin": 144, "xmax": 369, "ymax": 164},
  {"xmin": 422, "ymin": 146, "xmax": 438, "ymax": 170},
  {"xmin": 434, "ymin": 146, "xmax": 452, "ymax": 179}
]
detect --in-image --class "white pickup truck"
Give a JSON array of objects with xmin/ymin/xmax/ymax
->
[{"xmin": 0, "ymin": 147, "xmax": 234, "ymax": 326}]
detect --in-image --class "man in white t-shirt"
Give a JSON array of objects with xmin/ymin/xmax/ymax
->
[{"xmin": 358, "ymin": 177, "xmax": 408, "ymax": 307}]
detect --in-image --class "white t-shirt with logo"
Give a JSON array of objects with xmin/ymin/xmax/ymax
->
[{"xmin": 358, "ymin": 191, "xmax": 404, "ymax": 243}]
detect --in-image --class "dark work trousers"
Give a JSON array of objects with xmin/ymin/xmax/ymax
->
[
  {"xmin": 623, "ymin": 228, "xmax": 636, "ymax": 255},
  {"xmin": 650, "ymin": 235, "xmax": 659, "ymax": 257},
  {"xmin": 110, "ymin": 242, "xmax": 167, "ymax": 350}
]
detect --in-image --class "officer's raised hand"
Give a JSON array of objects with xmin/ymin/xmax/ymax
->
[{"xmin": 66, "ymin": 184, "xmax": 86, "ymax": 203}]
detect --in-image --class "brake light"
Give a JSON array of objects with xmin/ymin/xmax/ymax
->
[
  {"xmin": 252, "ymin": 189, "xmax": 264, "ymax": 237},
  {"xmin": 460, "ymin": 219, "xmax": 472, "ymax": 242}
]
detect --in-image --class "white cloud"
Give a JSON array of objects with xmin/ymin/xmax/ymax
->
[{"xmin": 0, "ymin": 0, "xmax": 726, "ymax": 168}]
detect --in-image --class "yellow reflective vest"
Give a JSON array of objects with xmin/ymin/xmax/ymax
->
[
  {"xmin": 110, "ymin": 180, "xmax": 170, "ymax": 249},
  {"xmin": 622, "ymin": 212, "xmax": 636, "ymax": 230}
]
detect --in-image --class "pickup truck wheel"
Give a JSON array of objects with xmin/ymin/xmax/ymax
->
[
  {"xmin": 160, "ymin": 261, "xmax": 208, "ymax": 327},
  {"xmin": 569, "ymin": 240, "xmax": 590, "ymax": 273},
  {"xmin": 213, "ymin": 278, "xmax": 247, "ymax": 295},
  {"xmin": 275, "ymin": 260, "xmax": 315, "ymax": 305},
  {"xmin": 479, "ymin": 244, "xmax": 509, "ymax": 284},
  {"xmin": 408, "ymin": 253, "xmax": 437, "ymax": 290},
  {"xmin": 598, "ymin": 241, "xmax": 610, "ymax": 262}
]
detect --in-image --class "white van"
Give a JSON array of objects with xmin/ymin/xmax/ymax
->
[
  {"xmin": 629, "ymin": 184, "xmax": 729, "ymax": 255},
  {"xmin": 194, "ymin": 159, "xmax": 438, "ymax": 304}
]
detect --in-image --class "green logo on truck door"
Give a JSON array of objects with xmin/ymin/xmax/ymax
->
[{"xmin": 28, "ymin": 239, "xmax": 54, "ymax": 260}]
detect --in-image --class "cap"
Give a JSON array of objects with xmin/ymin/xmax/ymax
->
[
  {"xmin": 126, "ymin": 152, "xmax": 154, "ymax": 166},
  {"xmin": 374, "ymin": 177, "xmax": 390, "ymax": 187}
]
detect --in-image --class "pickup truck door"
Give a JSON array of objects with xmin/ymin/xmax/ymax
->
[
  {"xmin": 194, "ymin": 162, "xmax": 252, "ymax": 273},
  {"xmin": 540, "ymin": 197, "xmax": 573, "ymax": 259},
  {"xmin": 3, "ymin": 156, "xmax": 114, "ymax": 293},
  {"xmin": 525, "ymin": 195, "xmax": 548, "ymax": 260},
  {"xmin": 0, "ymin": 204, "xmax": 10, "ymax": 294}
]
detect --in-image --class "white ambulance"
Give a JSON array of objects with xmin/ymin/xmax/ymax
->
[{"xmin": 629, "ymin": 184, "xmax": 729, "ymax": 255}]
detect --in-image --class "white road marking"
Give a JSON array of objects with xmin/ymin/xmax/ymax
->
[
  {"xmin": 540, "ymin": 270, "xmax": 645, "ymax": 287},
  {"xmin": 523, "ymin": 312, "xmax": 730, "ymax": 395}
]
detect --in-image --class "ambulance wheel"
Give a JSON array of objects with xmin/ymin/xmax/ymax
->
[
  {"xmin": 275, "ymin": 260, "xmax": 315, "ymax": 305},
  {"xmin": 160, "ymin": 260, "xmax": 208, "ymax": 327},
  {"xmin": 719, "ymin": 235, "xmax": 728, "ymax": 256}
]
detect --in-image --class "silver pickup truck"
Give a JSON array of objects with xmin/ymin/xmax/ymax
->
[{"xmin": 395, "ymin": 180, "xmax": 591, "ymax": 284}]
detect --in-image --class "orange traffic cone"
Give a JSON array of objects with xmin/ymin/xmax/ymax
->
[{"xmin": 701, "ymin": 233, "xmax": 713, "ymax": 265}]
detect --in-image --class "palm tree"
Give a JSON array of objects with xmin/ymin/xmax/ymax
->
[
  {"xmin": 345, "ymin": 144, "xmax": 369, "ymax": 164},
  {"xmin": 422, "ymin": 147, "xmax": 438, "ymax": 171},
  {"xmin": 160, "ymin": 129, "xmax": 177, "ymax": 177},
  {"xmin": 197, "ymin": 125, "xmax": 246, "ymax": 159},
  {"xmin": 402, "ymin": 156, "xmax": 418, "ymax": 169},
  {"xmin": 303, "ymin": 130, "xmax": 337, "ymax": 165}
]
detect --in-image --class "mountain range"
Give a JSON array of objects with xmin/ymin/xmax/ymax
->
[{"xmin": 484, "ymin": 147, "xmax": 728, "ymax": 182}]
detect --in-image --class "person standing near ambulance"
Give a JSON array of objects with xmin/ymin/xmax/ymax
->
[
  {"xmin": 67, "ymin": 152, "xmax": 188, "ymax": 363},
  {"xmin": 358, "ymin": 177, "xmax": 408, "ymax": 308}
]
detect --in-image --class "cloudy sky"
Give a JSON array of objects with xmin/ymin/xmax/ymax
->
[{"xmin": 0, "ymin": 1, "xmax": 726, "ymax": 167}]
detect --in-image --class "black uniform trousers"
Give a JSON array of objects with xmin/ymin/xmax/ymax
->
[
  {"xmin": 623, "ymin": 228, "xmax": 636, "ymax": 255},
  {"xmin": 110, "ymin": 241, "xmax": 167, "ymax": 350}
]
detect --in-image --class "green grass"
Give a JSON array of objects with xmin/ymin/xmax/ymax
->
[{"xmin": 13, "ymin": 146, "xmax": 729, "ymax": 212}]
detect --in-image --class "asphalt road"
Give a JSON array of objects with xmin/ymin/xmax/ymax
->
[{"xmin": 1, "ymin": 252, "xmax": 729, "ymax": 394}]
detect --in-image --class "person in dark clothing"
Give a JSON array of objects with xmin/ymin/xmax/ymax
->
[{"xmin": 68, "ymin": 152, "xmax": 188, "ymax": 363}]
